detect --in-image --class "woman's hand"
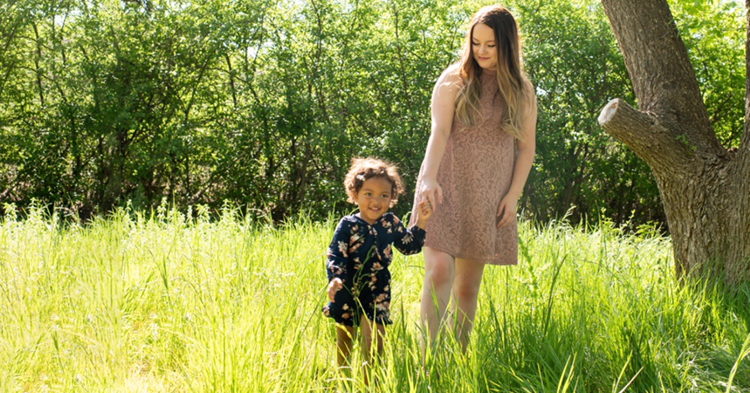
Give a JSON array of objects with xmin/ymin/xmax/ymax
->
[
  {"xmin": 419, "ymin": 178, "xmax": 443, "ymax": 214},
  {"xmin": 496, "ymin": 193, "xmax": 518, "ymax": 228},
  {"xmin": 327, "ymin": 278, "xmax": 343, "ymax": 301}
]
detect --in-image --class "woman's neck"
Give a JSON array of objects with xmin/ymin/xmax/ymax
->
[{"xmin": 480, "ymin": 66, "xmax": 497, "ymax": 75}]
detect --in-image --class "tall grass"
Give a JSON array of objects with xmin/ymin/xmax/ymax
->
[{"xmin": 0, "ymin": 205, "xmax": 748, "ymax": 392}]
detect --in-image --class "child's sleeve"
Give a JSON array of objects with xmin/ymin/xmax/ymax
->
[
  {"xmin": 326, "ymin": 219, "xmax": 351, "ymax": 282},
  {"xmin": 392, "ymin": 215, "xmax": 427, "ymax": 256}
]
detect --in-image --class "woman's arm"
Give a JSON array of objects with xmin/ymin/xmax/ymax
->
[
  {"xmin": 418, "ymin": 67, "xmax": 463, "ymax": 211},
  {"xmin": 497, "ymin": 83, "xmax": 538, "ymax": 228}
]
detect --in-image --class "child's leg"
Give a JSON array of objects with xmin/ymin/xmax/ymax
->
[
  {"xmin": 360, "ymin": 316, "xmax": 386, "ymax": 356},
  {"xmin": 360, "ymin": 316, "xmax": 386, "ymax": 385},
  {"xmin": 336, "ymin": 324, "xmax": 355, "ymax": 368}
]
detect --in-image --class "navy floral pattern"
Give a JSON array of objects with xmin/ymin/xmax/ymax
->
[{"xmin": 322, "ymin": 212, "xmax": 426, "ymax": 326}]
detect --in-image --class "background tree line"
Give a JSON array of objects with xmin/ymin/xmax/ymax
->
[{"xmin": 0, "ymin": 0, "xmax": 743, "ymax": 227}]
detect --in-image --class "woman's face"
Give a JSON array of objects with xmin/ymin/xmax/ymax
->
[{"xmin": 471, "ymin": 23, "xmax": 498, "ymax": 70}]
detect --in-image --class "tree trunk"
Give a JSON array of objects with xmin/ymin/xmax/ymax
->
[{"xmin": 598, "ymin": 0, "xmax": 750, "ymax": 285}]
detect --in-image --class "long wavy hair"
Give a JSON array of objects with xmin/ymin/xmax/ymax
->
[{"xmin": 453, "ymin": 5, "xmax": 531, "ymax": 140}]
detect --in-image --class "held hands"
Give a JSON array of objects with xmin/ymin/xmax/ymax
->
[
  {"xmin": 419, "ymin": 178, "xmax": 443, "ymax": 214},
  {"xmin": 416, "ymin": 199, "xmax": 433, "ymax": 229},
  {"xmin": 327, "ymin": 278, "xmax": 343, "ymax": 301},
  {"xmin": 496, "ymin": 193, "xmax": 519, "ymax": 228}
]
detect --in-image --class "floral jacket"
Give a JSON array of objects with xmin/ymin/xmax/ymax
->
[{"xmin": 326, "ymin": 212, "xmax": 426, "ymax": 283}]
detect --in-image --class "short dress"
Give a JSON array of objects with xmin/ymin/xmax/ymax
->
[
  {"xmin": 412, "ymin": 69, "xmax": 518, "ymax": 265},
  {"xmin": 323, "ymin": 212, "xmax": 426, "ymax": 326}
]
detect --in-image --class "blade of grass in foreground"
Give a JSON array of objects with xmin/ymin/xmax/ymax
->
[{"xmin": 725, "ymin": 332, "xmax": 750, "ymax": 393}]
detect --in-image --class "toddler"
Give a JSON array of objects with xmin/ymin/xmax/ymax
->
[{"xmin": 323, "ymin": 157, "xmax": 432, "ymax": 380}]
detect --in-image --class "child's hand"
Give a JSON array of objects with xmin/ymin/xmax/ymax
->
[
  {"xmin": 416, "ymin": 199, "xmax": 433, "ymax": 229},
  {"xmin": 327, "ymin": 278, "xmax": 344, "ymax": 301}
]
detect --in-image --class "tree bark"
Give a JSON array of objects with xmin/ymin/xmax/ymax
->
[{"xmin": 599, "ymin": 0, "xmax": 750, "ymax": 284}]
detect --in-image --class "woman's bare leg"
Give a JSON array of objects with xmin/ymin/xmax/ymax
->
[
  {"xmin": 451, "ymin": 258, "xmax": 485, "ymax": 351},
  {"xmin": 420, "ymin": 247, "xmax": 456, "ymax": 347}
]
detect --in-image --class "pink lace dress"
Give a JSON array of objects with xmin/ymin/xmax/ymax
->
[{"xmin": 412, "ymin": 69, "xmax": 518, "ymax": 265}]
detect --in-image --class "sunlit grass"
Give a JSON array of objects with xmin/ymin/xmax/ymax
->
[{"xmin": 0, "ymin": 205, "xmax": 748, "ymax": 392}]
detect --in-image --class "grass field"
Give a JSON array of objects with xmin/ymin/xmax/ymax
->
[{"xmin": 1, "ymin": 205, "xmax": 749, "ymax": 392}]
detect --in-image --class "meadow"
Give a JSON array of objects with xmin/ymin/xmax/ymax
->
[{"xmin": 1, "ymin": 205, "xmax": 749, "ymax": 392}]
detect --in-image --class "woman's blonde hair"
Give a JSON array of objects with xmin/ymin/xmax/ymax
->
[{"xmin": 454, "ymin": 5, "xmax": 531, "ymax": 140}]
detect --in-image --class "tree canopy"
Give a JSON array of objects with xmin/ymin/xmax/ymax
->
[{"xmin": 0, "ymin": 0, "xmax": 744, "ymax": 227}]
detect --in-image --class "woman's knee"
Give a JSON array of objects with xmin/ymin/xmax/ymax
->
[
  {"xmin": 423, "ymin": 249, "xmax": 454, "ymax": 289},
  {"xmin": 453, "ymin": 280, "xmax": 481, "ymax": 302},
  {"xmin": 453, "ymin": 259, "xmax": 484, "ymax": 301}
]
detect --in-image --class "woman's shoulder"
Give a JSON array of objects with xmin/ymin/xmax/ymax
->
[
  {"xmin": 521, "ymin": 77, "xmax": 536, "ymax": 96},
  {"xmin": 437, "ymin": 64, "xmax": 464, "ymax": 86},
  {"xmin": 520, "ymin": 77, "xmax": 538, "ymax": 110},
  {"xmin": 433, "ymin": 64, "xmax": 464, "ymax": 99}
]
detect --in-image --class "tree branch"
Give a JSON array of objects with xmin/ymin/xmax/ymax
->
[
  {"xmin": 601, "ymin": 0, "xmax": 723, "ymax": 157},
  {"xmin": 598, "ymin": 98, "xmax": 693, "ymax": 175}
]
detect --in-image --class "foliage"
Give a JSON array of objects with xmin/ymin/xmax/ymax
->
[
  {"xmin": 668, "ymin": 0, "xmax": 746, "ymax": 148},
  {"xmin": 1, "ymin": 207, "xmax": 749, "ymax": 391},
  {"xmin": 516, "ymin": 0, "xmax": 661, "ymax": 226},
  {"xmin": 0, "ymin": 0, "xmax": 744, "ymax": 227}
]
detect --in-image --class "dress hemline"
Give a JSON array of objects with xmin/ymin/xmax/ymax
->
[{"xmin": 424, "ymin": 243, "xmax": 518, "ymax": 266}]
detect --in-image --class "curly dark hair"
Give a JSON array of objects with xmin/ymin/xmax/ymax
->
[{"xmin": 344, "ymin": 157, "xmax": 405, "ymax": 207}]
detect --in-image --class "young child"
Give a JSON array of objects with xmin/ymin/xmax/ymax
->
[{"xmin": 323, "ymin": 157, "xmax": 432, "ymax": 379}]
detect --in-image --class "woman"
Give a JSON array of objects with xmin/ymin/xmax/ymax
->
[{"xmin": 412, "ymin": 5, "xmax": 537, "ymax": 351}]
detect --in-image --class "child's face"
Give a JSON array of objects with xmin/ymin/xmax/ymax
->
[{"xmin": 354, "ymin": 176, "xmax": 393, "ymax": 225}]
